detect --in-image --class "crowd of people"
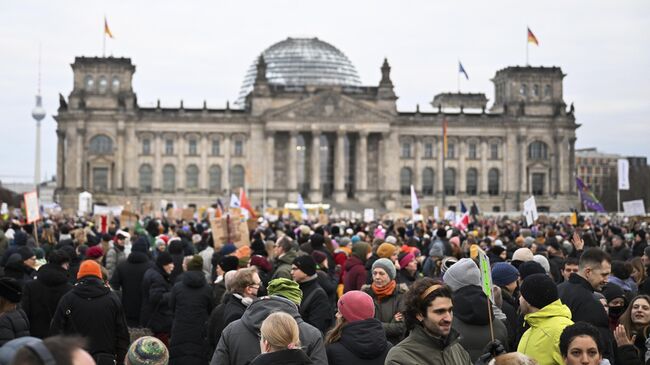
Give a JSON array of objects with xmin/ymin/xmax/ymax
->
[{"xmin": 0, "ymin": 209, "xmax": 649, "ymax": 365}]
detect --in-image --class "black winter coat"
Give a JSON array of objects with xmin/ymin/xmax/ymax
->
[
  {"xmin": 249, "ymin": 349, "xmax": 313, "ymax": 365},
  {"xmin": 222, "ymin": 293, "xmax": 248, "ymax": 328},
  {"xmin": 169, "ymin": 270, "xmax": 215, "ymax": 364},
  {"xmin": 3, "ymin": 262, "xmax": 36, "ymax": 287},
  {"xmin": 298, "ymin": 277, "xmax": 332, "ymax": 333},
  {"xmin": 325, "ymin": 318, "xmax": 391, "ymax": 365},
  {"xmin": 140, "ymin": 265, "xmax": 173, "ymax": 333},
  {"xmin": 50, "ymin": 276, "xmax": 129, "ymax": 363},
  {"xmin": 21, "ymin": 263, "xmax": 73, "ymax": 338},
  {"xmin": 206, "ymin": 301, "xmax": 227, "ymax": 354},
  {"xmin": 558, "ymin": 273, "xmax": 615, "ymax": 362},
  {"xmin": 109, "ymin": 252, "xmax": 152, "ymax": 326},
  {"xmin": 0, "ymin": 308, "xmax": 30, "ymax": 346}
]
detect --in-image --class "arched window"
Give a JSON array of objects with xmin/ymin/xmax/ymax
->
[
  {"xmin": 209, "ymin": 165, "xmax": 222, "ymax": 193},
  {"xmin": 186, "ymin": 165, "xmax": 199, "ymax": 192},
  {"xmin": 489, "ymin": 168, "xmax": 500, "ymax": 196},
  {"xmin": 466, "ymin": 168, "xmax": 478, "ymax": 196},
  {"xmin": 98, "ymin": 76, "xmax": 108, "ymax": 94},
  {"xmin": 528, "ymin": 141, "xmax": 548, "ymax": 160},
  {"xmin": 231, "ymin": 165, "xmax": 245, "ymax": 190},
  {"xmin": 111, "ymin": 76, "xmax": 120, "ymax": 93},
  {"xmin": 162, "ymin": 164, "xmax": 176, "ymax": 193},
  {"xmin": 444, "ymin": 168, "xmax": 456, "ymax": 196},
  {"xmin": 296, "ymin": 134, "xmax": 308, "ymax": 195},
  {"xmin": 400, "ymin": 167, "xmax": 412, "ymax": 195},
  {"xmin": 139, "ymin": 165, "xmax": 153, "ymax": 193},
  {"xmin": 422, "ymin": 168, "xmax": 434, "ymax": 196},
  {"xmin": 89, "ymin": 135, "xmax": 113, "ymax": 155},
  {"xmin": 84, "ymin": 75, "xmax": 94, "ymax": 91}
]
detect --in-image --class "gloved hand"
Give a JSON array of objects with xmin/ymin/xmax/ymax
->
[{"xmin": 475, "ymin": 340, "xmax": 507, "ymax": 365}]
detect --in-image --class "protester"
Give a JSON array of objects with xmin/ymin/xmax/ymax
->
[
  {"xmin": 559, "ymin": 322, "xmax": 603, "ymax": 365},
  {"xmin": 384, "ymin": 278, "xmax": 471, "ymax": 364},
  {"xmin": 249, "ymin": 312, "xmax": 312, "ymax": 365},
  {"xmin": 222, "ymin": 267, "xmax": 262, "ymax": 328},
  {"xmin": 325, "ymin": 290, "xmax": 391, "ymax": 364},
  {"xmin": 362, "ymin": 258, "xmax": 407, "ymax": 344},
  {"xmin": 140, "ymin": 251, "xmax": 175, "ymax": 347},
  {"xmin": 343, "ymin": 242, "xmax": 371, "ymax": 292},
  {"xmin": 615, "ymin": 294, "xmax": 650, "ymax": 364},
  {"xmin": 292, "ymin": 255, "xmax": 332, "ymax": 333},
  {"xmin": 271, "ymin": 236, "xmax": 298, "ymax": 280},
  {"xmin": 0, "ymin": 277, "xmax": 29, "ymax": 346},
  {"xmin": 9, "ymin": 336, "xmax": 96, "ymax": 365},
  {"xmin": 105, "ymin": 230, "xmax": 128, "ymax": 278},
  {"xmin": 491, "ymin": 262, "xmax": 521, "ymax": 350}
]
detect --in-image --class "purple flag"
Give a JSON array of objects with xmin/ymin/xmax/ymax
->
[{"xmin": 576, "ymin": 177, "xmax": 606, "ymax": 213}]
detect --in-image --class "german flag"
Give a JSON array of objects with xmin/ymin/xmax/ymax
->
[
  {"xmin": 527, "ymin": 27, "xmax": 539, "ymax": 46},
  {"xmin": 104, "ymin": 17, "xmax": 114, "ymax": 39}
]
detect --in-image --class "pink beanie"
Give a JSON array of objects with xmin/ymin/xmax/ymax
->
[
  {"xmin": 399, "ymin": 253, "xmax": 415, "ymax": 269},
  {"xmin": 449, "ymin": 236, "xmax": 461, "ymax": 247},
  {"xmin": 337, "ymin": 290, "xmax": 375, "ymax": 323}
]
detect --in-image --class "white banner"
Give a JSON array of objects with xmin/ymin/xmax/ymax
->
[
  {"xmin": 623, "ymin": 200, "xmax": 646, "ymax": 216},
  {"xmin": 78, "ymin": 191, "xmax": 93, "ymax": 215},
  {"xmin": 93, "ymin": 205, "xmax": 124, "ymax": 216},
  {"xmin": 523, "ymin": 196, "xmax": 539, "ymax": 227},
  {"xmin": 363, "ymin": 208, "xmax": 374, "ymax": 223},
  {"xmin": 618, "ymin": 159, "xmax": 630, "ymax": 190},
  {"xmin": 24, "ymin": 191, "xmax": 40, "ymax": 224}
]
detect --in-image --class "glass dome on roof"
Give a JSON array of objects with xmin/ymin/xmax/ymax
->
[{"xmin": 236, "ymin": 37, "xmax": 362, "ymax": 105}]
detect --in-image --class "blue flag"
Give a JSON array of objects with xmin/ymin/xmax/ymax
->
[
  {"xmin": 459, "ymin": 61, "xmax": 469, "ymax": 80},
  {"xmin": 297, "ymin": 194, "xmax": 308, "ymax": 219},
  {"xmin": 576, "ymin": 177, "xmax": 606, "ymax": 213},
  {"xmin": 460, "ymin": 201, "xmax": 468, "ymax": 214}
]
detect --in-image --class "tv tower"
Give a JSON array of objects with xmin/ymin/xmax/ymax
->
[{"xmin": 31, "ymin": 45, "xmax": 46, "ymax": 187}]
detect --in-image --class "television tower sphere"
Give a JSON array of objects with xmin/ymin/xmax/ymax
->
[{"xmin": 32, "ymin": 95, "xmax": 46, "ymax": 122}]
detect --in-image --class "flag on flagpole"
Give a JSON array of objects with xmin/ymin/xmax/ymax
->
[
  {"xmin": 229, "ymin": 194, "xmax": 240, "ymax": 209},
  {"xmin": 410, "ymin": 185, "xmax": 419, "ymax": 216},
  {"xmin": 104, "ymin": 17, "xmax": 114, "ymax": 39},
  {"xmin": 442, "ymin": 118, "xmax": 448, "ymax": 157},
  {"xmin": 458, "ymin": 61, "xmax": 469, "ymax": 80},
  {"xmin": 576, "ymin": 177, "xmax": 606, "ymax": 213},
  {"xmin": 297, "ymin": 194, "xmax": 308, "ymax": 220},
  {"xmin": 527, "ymin": 27, "xmax": 539, "ymax": 46},
  {"xmin": 239, "ymin": 188, "xmax": 257, "ymax": 219},
  {"xmin": 460, "ymin": 201, "xmax": 468, "ymax": 214}
]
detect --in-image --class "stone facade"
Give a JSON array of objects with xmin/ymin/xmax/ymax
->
[{"xmin": 54, "ymin": 52, "xmax": 579, "ymax": 212}]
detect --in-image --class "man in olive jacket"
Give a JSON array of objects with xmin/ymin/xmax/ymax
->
[{"xmin": 385, "ymin": 278, "xmax": 471, "ymax": 365}]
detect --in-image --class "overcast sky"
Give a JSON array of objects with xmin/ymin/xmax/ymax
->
[{"xmin": 1, "ymin": 1, "xmax": 649, "ymax": 184}]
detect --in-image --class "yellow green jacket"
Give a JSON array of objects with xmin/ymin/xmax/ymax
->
[{"xmin": 517, "ymin": 299, "xmax": 574, "ymax": 365}]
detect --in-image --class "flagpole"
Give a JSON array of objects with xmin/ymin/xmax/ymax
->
[
  {"xmin": 617, "ymin": 189, "xmax": 621, "ymax": 215},
  {"xmin": 526, "ymin": 39, "xmax": 529, "ymax": 66},
  {"xmin": 441, "ymin": 118, "xmax": 446, "ymax": 215},
  {"xmin": 457, "ymin": 70, "xmax": 460, "ymax": 92},
  {"xmin": 102, "ymin": 28, "xmax": 106, "ymax": 57}
]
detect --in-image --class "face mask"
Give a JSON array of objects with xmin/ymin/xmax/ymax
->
[{"xmin": 609, "ymin": 305, "xmax": 626, "ymax": 318}]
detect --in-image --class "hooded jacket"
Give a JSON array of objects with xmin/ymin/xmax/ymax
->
[
  {"xmin": 50, "ymin": 276, "xmax": 129, "ymax": 363},
  {"xmin": 249, "ymin": 349, "xmax": 313, "ymax": 365},
  {"xmin": 210, "ymin": 295, "xmax": 327, "ymax": 365},
  {"xmin": 140, "ymin": 265, "xmax": 173, "ymax": 333},
  {"xmin": 272, "ymin": 250, "xmax": 298, "ymax": 280},
  {"xmin": 325, "ymin": 318, "xmax": 391, "ymax": 365},
  {"xmin": 517, "ymin": 299, "xmax": 574, "ymax": 365},
  {"xmin": 451, "ymin": 285, "xmax": 509, "ymax": 362},
  {"xmin": 343, "ymin": 256, "xmax": 367, "ymax": 293},
  {"xmin": 384, "ymin": 325, "xmax": 471, "ymax": 365},
  {"xmin": 169, "ymin": 270, "xmax": 215, "ymax": 364},
  {"xmin": 21, "ymin": 263, "xmax": 73, "ymax": 338},
  {"xmin": 0, "ymin": 308, "xmax": 30, "ymax": 346},
  {"xmin": 109, "ymin": 251, "xmax": 153, "ymax": 326}
]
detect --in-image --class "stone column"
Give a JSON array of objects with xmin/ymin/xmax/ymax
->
[
  {"xmin": 309, "ymin": 131, "xmax": 322, "ymax": 202},
  {"xmin": 413, "ymin": 136, "xmax": 421, "ymax": 194},
  {"xmin": 480, "ymin": 138, "xmax": 488, "ymax": 194},
  {"xmin": 333, "ymin": 131, "xmax": 346, "ymax": 202},
  {"xmin": 200, "ymin": 133, "xmax": 209, "ymax": 193},
  {"xmin": 287, "ymin": 131, "xmax": 298, "ymax": 201},
  {"xmin": 224, "ymin": 133, "xmax": 231, "ymax": 194},
  {"xmin": 569, "ymin": 137, "xmax": 576, "ymax": 193},
  {"xmin": 153, "ymin": 133, "xmax": 162, "ymax": 192},
  {"xmin": 266, "ymin": 131, "xmax": 275, "ymax": 190},
  {"xmin": 115, "ymin": 124, "xmax": 125, "ymax": 191},
  {"xmin": 554, "ymin": 135, "xmax": 564, "ymax": 195},
  {"xmin": 76, "ymin": 127, "xmax": 85, "ymax": 190},
  {"xmin": 356, "ymin": 131, "xmax": 369, "ymax": 202},
  {"xmin": 177, "ymin": 135, "xmax": 185, "ymax": 191},
  {"xmin": 458, "ymin": 139, "xmax": 466, "ymax": 194},
  {"xmin": 436, "ymin": 137, "xmax": 444, "ymax": 195},
  {"xmin": 56, "ymin": 129, "xmax": 66, "ymax": 189},
  {"xmin": 517, "ymin": 135, "xmax": 528, "ymax": 199}
]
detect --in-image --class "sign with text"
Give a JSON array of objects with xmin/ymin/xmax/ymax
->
[
  {"xmin": 618, "ymin": 159, "xmax": 630, "ymax": 190},
  {"xmin": 623, "ymin": 200, "xmax": 646, "ymax": 216},
  {"xmin": 24, "ymin": 191, "xmax": 40, "ymax": 224},
  {"xmin": 523, "ymin": 196, "xmax": 539, "ymax": 227}
]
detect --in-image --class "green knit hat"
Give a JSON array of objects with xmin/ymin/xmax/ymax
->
[
  {"xmin": 352, "ymin": 242, "xmax": 371, "ymax": 261},
  {"xmin": 127, "ymin": 336, "xmax": 169, "ymax": 365},
  {"xmin": 267, "ymin": 278, "xmax": 303, "ymax": 305},
  {"xmin": 186, "ymin": 255, "xmax": 203, "ymax": 272}
]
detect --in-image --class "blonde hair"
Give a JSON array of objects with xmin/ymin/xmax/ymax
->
[{"xmin": 260, "ymin": 312, "xmax": 300, "ymax": 352}]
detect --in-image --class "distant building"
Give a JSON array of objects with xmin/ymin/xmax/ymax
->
[
  {"xmin": 54, "ymin": 37, "xmax": 579, "ymax": 212},
  {"xmin": 575, "ymin": 148, "xmax": 620, "ymax": 198}
]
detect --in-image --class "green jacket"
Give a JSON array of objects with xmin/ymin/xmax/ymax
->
[
  {"xmin": 271, "ymin": 250, "xmax": 297, "ymax": 280},
  {"xmin": 517, "ymin": 299, "xmax": 574, "ymax": 365},
  {"xmin": 385, "ymin": 326, "xmax": 472, "ymax": 365}
]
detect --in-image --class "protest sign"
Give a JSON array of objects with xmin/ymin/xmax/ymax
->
[
  {"xmin": 623, "ymin": 200, "xmax": 646, "ymax": 216},
  {"xmin": 24, "ymin": 191, "xmax": 40, "ymax": 224},
  {"xmin": 523, "ymin": 196, "xmax": 538, "ymax": 227}
]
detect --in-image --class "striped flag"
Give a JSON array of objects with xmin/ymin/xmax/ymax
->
[
  {"xmin": 104, "ymin": 17, "xmax": 114, "ymax": 38},
  {"xmin": 527, "ymin": 27, "xmax": 539, "ymax": 46}
]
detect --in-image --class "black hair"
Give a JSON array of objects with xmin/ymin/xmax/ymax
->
[
  {"xmin": 611, "ymin": 260, "xmax": 632, "ymax": 280},
  {"xmin": 559, "ymin": 322, "xmax": 603, "ymax": 358},
  {"xmin": 403, "ymin": 277, "xmax": 452, "ymax": 331},
  {"xmin": 47, "ymin": 250, "xmax": 70, "ymax": 266},
  {"xmin": 562, "ymin": 257, "xmax": 579, "ymax": 269},
  {"xmin": 578, "ymin": 248, "xmax": 611, "ymax": 270}
]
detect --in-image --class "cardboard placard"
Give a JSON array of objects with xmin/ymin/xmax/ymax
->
[
  {"xmin": 120, "ymin": 210, "xmax": 139, "ymax": 230},
  {"xmin": 181, "ymin": 208, "xmax": 195, "ymax": 222},
  {"xmin": 211, "ymin": 213, "xmax": 251, "ymax": 249},
  {"xmin": 24, "ymin": 191, "xmax": 40, "ymax": 224}
]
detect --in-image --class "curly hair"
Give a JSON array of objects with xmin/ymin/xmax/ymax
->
[{"xmin": 402, "ymin": 277, "xmax": 452, "ymax": 331}]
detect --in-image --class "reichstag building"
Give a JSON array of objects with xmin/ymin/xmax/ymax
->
[{"xmin": 54, "ymin": 37, "xmax": 579, "ymax": 212}]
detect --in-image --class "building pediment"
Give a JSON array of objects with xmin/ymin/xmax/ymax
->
[{"xmin": 264, "ymin": 90, "xmax": 393, "ymax": 121}]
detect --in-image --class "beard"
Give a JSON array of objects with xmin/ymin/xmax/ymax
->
[{"xmin": 421, "ymin": 316, "xmax": 451, "ymax": 338}]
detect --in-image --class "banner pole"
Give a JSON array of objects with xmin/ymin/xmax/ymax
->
[{"xmin": 617, "ymin": 189, "xmax": 621, "ymax": 215}]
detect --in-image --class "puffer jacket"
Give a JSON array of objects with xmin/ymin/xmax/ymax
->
[
  {"xmin": 517, "ymin": 299, "xmax": 574, "ymax": 365},
  {"xmin": 326, "ymin": 318, "xmax": 391, "ymax": 365},
  {"xmin": 0, "ymin": 308, "xmax": 30, "ymax": 346},
  {"xmin": 384, "ymin": 326, "xmax": 471, "ymax": 365}
]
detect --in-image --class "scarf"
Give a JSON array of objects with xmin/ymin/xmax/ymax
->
[{"xmin": 372, "ymin": 280, "xmax": 397, "ymax": 302}]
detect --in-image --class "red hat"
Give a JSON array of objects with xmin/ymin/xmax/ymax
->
[
  {"xmin": 86, "ymin": 246, "xmax": 104, "ymax": 260},
  {"xmin": 338, "ymin": 290, "xmax": 374, "ymax": 323},
  {"xmin": 399, "ymin": 253, "xmax": 415, "ymax": 269},
  {"xmin": 250, "ymin": 255, "xmax": 272, "ymax": 273},
  {"xmin": 77, "ymin": 260, "xmax": 103, "ymax": 280}
]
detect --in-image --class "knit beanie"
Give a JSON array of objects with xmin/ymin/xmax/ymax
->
[
  {"xmin": 377, "ymin": 243, "xmax": 396, "ymax": 259},
  {"xmin": 310, "ymin": 234, "xmax": 325, "ymax": 249},
  {"xmin": 220, "ymin": 244, "xmax": 237, "ymax": 256},
  {"xmin": 250, "ymin": 255, "xmax": 272, "ymax": 273},
  {"xmin": 602, "ymin": 283, "xmax": 626, "ymax": 304},
  {"xmin": 385, "ymin": 236, "xmax": 397, "ymax": 244},
  {"xmin": 77, "ymin": 260, "xmax": 103, "ymax": 280},
  {"xmin": 18, "ymin": 246, "xmax": 34, "ymax": 261},
  {"xmin": 168, "ymin": 240, "xmax": 184, "ymax": 255},
  {"xmin": 398, "ymin": 253, "xmax": 415, "ymax": 269},
  {"xmin": 518, "ymin": 260, "xmax": 547, "ymax": 280},
  {"xmin": 520, "ymin": 273, "xmax": 558, "ymax": 309},
  {"xmin": 186, "ymin": 255, "xmax": 203, "ymax": 271},
  {"xmin": 352, "ymin": 242, "xmax": 370, "ymax": 261},
  {"xmin": 156, "ymin": 252, "xmax": 173, "ymax": 267},
  {"xmin": 339, "ymin": 237, "xmax": 351, "ymax": 247},
  {"xmin": 443, "ymin": 258, "xmax": 480, "ymax": 291},
  {"xmin": 293, "ymin": 255, "xmax": 317, "ymax": 276},
  {"xmin": 351, "ymin": 236, "xmax": 361, "ymax": 245},
  {"xmin": 86, "ymin": 245, "xmax": 104, "ymax": 260},
  {"xmin": 267, "ymin": 278, "xmax": 303, "ymax": 305},
  {"xmin": 512, "ymin": 248, "xmax": 534, "ymax": 262},
  {"xmin": 372, "ymin": 258, "xmax": 396, "ymax": 280},
  {"xmin": 440, "ymin": 257, "xmax": 458, "ymax": 275},
  {"xmin": 311, "ymin": 251, "xmax": 327, "ymax": 265},
  {"xmin": 0, "ymin": 277, "xmax": 22, "ymax": 303},
  {"xmin": 127, "ymin": 336, "xmax": 169, "ymax": 365},
  {"xmin": 338, "ymin": 290, "xmax": 375, "ymax": 323},
  {"xmin": 491, "ymin": 262, "xmax": 519, "ymax": 287},
  {"xmin": 533, "ymin": 255, "xmax": 550, "ymax": 273},
  {"xmin": 132, "ymin": 236, "xmax": 150, "ymax": 254},
  {"xmin": 219, "ymin": 256, "xmax": 239, "ymax": 272}
]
